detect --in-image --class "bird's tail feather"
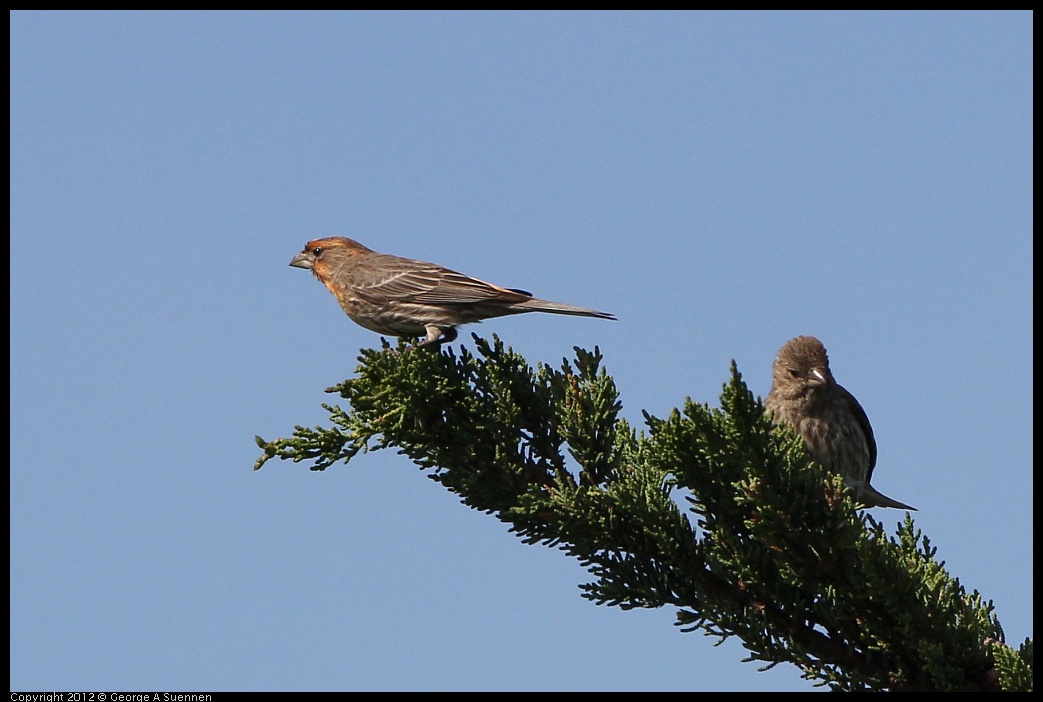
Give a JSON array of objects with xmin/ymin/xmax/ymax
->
[
  {"xmin": 859, "ymin": 484, "xmax": 916, "ymax": 510},
  {"xmin": 517, "ymin": 298, "xmax": 616, "ymax": 320}
]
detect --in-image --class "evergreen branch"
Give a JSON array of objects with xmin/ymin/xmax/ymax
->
[{"xmin": 254, "ymin": 335, "xmax": 1027, "ymax": 691}]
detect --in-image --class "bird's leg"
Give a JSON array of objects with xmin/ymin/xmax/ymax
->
[{"xmin": 411, "ymin": 325, "xmax": 457, "ymax": 350}]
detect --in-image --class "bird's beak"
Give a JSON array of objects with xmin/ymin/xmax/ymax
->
[
  {"xmin": 808, "ymin": 368, "xmax": 828, "ymax": 387},
  {"xmin": 289, "ymin": 252, "xmax": 314, "ymax": 270}
]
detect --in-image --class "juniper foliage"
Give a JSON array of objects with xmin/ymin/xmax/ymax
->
[{"xmin": 255, "ymin": 335, "xmax": 1030, "ymax": 691}]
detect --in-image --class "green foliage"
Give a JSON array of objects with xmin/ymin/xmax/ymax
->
[
  {"xmin": 255, "ymin": 335, "xmax": 1029, "ymax": 691},
  {"xmin": 991, "ymin": 637, "xmax": 1033, "ymax": 692}
]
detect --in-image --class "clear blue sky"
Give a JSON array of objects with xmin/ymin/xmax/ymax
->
[{"xmin": 10, "ymin": 11, "xmax": 1032, "ymax": 692}]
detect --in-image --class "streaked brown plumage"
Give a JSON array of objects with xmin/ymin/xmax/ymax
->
[
  {"xmin": 764, "ymin": 336, "xmax": 916, "ymax": 510},
  {"xmin": 290, "ymin": 237, "xmax": 615, "ymax": 345}
]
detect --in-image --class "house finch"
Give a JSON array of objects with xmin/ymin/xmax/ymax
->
[
  {"xmin": 289, "ymin": 237, "xmax": 616, "ymax": 345},
  {"xmin": 764, "ymin": 336, "xmax": 916, "ymax": 510}
]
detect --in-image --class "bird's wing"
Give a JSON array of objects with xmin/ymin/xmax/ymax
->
[
  {"xmin": 838, "ymin": 384, "xmax": 878, "ymax": 480},
  {"xmin": 353, "ymin": 255, "xmax": 531, "ymax": 305}
]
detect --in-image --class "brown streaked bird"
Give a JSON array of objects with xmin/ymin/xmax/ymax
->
[
  {"xmin": 764, "ymin": 335, "xmax": 916, "ymax": 510},
  {"xmin": 290, "ymin": 237, "xmax": 616, "ymax": 345}
]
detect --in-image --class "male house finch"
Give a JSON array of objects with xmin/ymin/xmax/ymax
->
[
  {"xmin": 290, "ymin": 237, "xmax": 616, "ymax": 345},
  {"xmin": 764, "ymin": 336, "xmax": 916, "ymax": 510}
]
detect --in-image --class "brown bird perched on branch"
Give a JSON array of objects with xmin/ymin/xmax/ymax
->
[
  {"xmin": 764, "ymin": 335, "xmax": 916, "ymax": 510},
  {"xmin": 290, "ymin": 237, "xmax": 616, "ymax": 345}
]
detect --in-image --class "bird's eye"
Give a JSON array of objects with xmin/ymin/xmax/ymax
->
[
  {"xmin": 787, "ymin": 368, "xmax": 800, "ymax": 378},
  {"xmin": 311, "ymin": 247, "xmax": 324, "ymax": 256}
]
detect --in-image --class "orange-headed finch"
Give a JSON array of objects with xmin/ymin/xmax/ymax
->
[
  {"xmin": 764, "ymin": 335, "xmax": 916, "ymax": 510},
  {"xmin": 290, "ymin": 237, "xmax": 616, "ymax": 345}
]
